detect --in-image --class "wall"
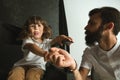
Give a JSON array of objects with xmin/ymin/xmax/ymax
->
[
  {"xmin": 0, "ymin": 0, "xmax": 59, "ymax": 37},
  {"xmin": 64, "ymin": 0, "xmax": 120, "ymax": 67}
]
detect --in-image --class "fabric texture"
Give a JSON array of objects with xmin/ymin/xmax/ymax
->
[
  {"xmin": 80, "ymin": 39, "xmax": 120, "ymax": 80},
  {"xmin": 14, "ymin": 37, "xmax": 52, "ymax": 70}
]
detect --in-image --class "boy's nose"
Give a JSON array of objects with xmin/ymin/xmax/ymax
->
[{"xmin": 34, "ymin": 25, "xmax": 39, "ymax": 29}]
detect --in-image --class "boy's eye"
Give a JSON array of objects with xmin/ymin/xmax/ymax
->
[
  {"xmin": 29, "ymin": 24, "xmax": 35, "ymax": 27},
  {"xmin": 38, "ymin": 24, "xmax": 41, "ymax": 27},
  {"xmin": 30, "ymin": 25, "xmax": 34, "ymax": 27}
]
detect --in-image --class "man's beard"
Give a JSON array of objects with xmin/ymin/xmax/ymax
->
[{"xmin": 85, "ymin": 26, "xmax": 103, "ymax": 46}]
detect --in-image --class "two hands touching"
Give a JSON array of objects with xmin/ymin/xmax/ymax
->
[
  {"xmin": 44, "ymin": 35, "xmax": 77, "ymax": 71},
  {"xmin": 45, "ymin": 47, "xmax": 77, "ymax": 71}
]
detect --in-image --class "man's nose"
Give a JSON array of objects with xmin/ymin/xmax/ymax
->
[{"xmin": 84, "ymin": 25, "xmax": 88, "ymax": 30}]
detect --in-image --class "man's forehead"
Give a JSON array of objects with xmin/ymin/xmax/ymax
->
[{"xmin": 89, "ymin": 13, "xmax": 102, "ymax": 23}]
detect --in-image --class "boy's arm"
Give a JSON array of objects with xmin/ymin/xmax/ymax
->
[
  {"xmin": 23, "ymin": 43, "xmax": 48, "ymax": 57},
  {"xmin": 50, "ymin": 35, "xmax": 73, "ymax": 46}
]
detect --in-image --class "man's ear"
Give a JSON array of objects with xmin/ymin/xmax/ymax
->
[
  {"xmin": 104, "ymin": 22, "xmax": 114, "ymax": 30},
  {"xmin": 107, "ymin": 22, "xmax": 114, "ymax": 29}
]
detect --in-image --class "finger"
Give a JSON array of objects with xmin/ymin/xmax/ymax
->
[
  {"xmin": 49, "ymin": 47, "xmax": 59, "ymax": 53},
  {"xmin": 56, "ymin": 55, "xmax": 65, "ymax": 67},
  {"xmin": 44, "ymin": 51, "xmax": 57, "ymax": 62},
  {"xmin": 46, "ymin": 47, "xmax": 63, "ymax": 62},
  {"xmin": 58, "ymin": 48, "xmax": 70, "ymax": 56},
  {"xmin": 44, "ymin": 52, "xmax": 48, "ymax": 61},
  {"xmin": 64, "ymin": 36, "xmax": 74, "ymax": 42},
  {"xmin": 52, "ymin": 54, "xmax": 60, "ymax": 64},
  {"xmin": 68, "ymin": 36, "xmax": 74, "ymax": 42},
  {"xmin": 49, "ymin": 51, "xmax": 60, "ymax": 62}
]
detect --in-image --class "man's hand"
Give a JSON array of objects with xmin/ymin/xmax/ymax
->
[{"xmin": 44, "ymin": 47, "xmax": 76, "ymax": 70}]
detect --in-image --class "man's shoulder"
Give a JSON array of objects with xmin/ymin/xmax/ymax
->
[
  {"xmin": 84, "ymin": 45, "xmax": 99, "ymax": 55},
  {"xmin": 84, "ymin": 45, "xmax": 99, "ymax": 51}
]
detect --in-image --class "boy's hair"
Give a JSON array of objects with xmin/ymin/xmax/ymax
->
[{"xmin": 19, "ymin": 16, "xmax": 52, "ymax": 40}]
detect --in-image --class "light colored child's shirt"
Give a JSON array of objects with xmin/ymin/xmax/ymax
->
[{"xmin": 14, "ymin": 37, "xmax": 52, "ymax": 70}]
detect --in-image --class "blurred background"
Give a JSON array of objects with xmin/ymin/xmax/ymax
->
[{"xmin": 0, "ymin": 0, "xmax": 120, "ymax": 79}]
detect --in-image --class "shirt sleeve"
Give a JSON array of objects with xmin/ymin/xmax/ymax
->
[
  {"xmin": 80, "ymin": 48, "xmax": 92, "ymax": 70},
  {"xmin": 21, "ymin": 37, "xmax": 34, "ymax": 52}
]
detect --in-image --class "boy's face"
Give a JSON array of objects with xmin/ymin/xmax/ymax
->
[{"xmin": 28, "ymin": 22, "xmax": 44, "ymax": 40}]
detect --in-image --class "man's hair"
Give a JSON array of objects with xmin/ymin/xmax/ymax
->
[{"xmin": 89, "ymin": 6, "xmax": 120, "ymax": 35}]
